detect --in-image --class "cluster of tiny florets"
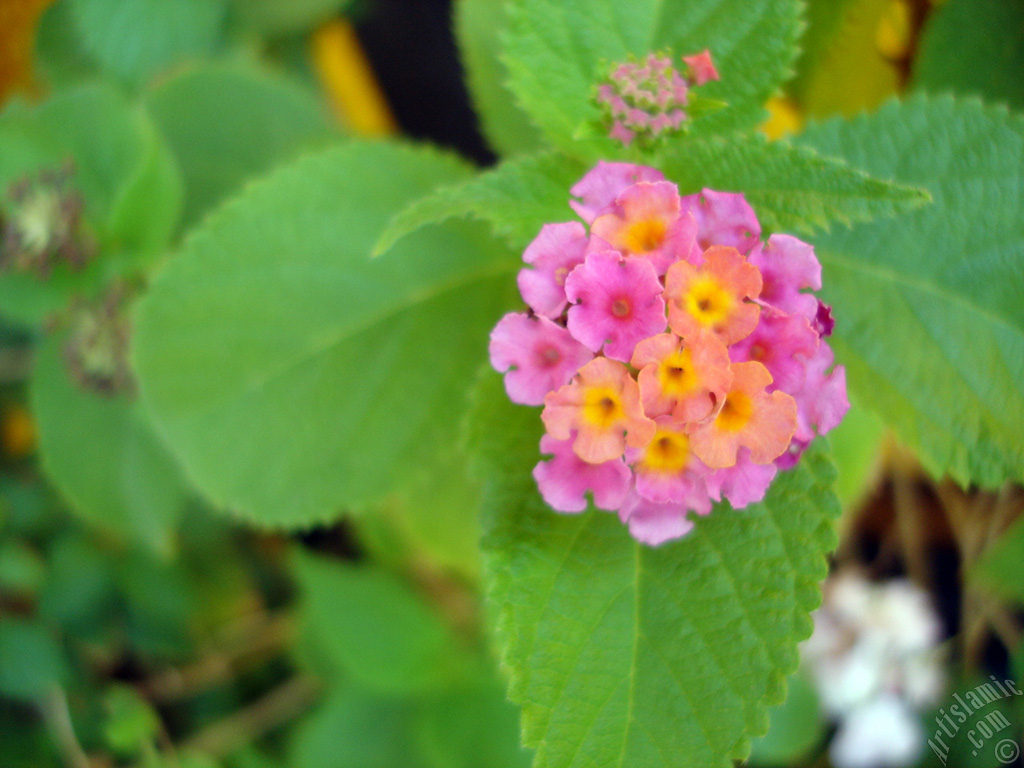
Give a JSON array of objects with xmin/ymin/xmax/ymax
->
[
  {"xmin": 489, "ymin": 161, "xmax": 849, "ymax": 546},
  {"xmin": 596, "ymin": 50, "xmax": 719, "ymax": 146}
]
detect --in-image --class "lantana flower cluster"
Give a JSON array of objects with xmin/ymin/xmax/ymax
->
[
  {"xmin": 596, "ymin": 50, "xmax": 719, "ymax": 147},
  {"xmin": 489, "ymin": 162, "xmax": 849, "ymax": 546}
]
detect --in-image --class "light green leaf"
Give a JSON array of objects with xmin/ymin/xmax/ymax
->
[
  {"xmin": 655, "ymin": 133, "xmax": 931, "ymax": 234},
  {"xmin": 133, "ymin": 142, "xmax": 519, "ymax": 528},
  {"xmin": 502, "ymin": 0, "xmax": 802, "ymax": 154},
  {"xmin": 799, "ymin": 95, "xmax": 1024, "ymax": 486},
  {"xmin": 913, "ymin": 0, "xmax": 1024, "ymax": 111},
  {"xmin": 71, "ymin": 0, "xmax": 226, "ymax": 90},
  {"xmin": 375, "ymin": 152, "xmax": 586, "ymax": 257},
  {"xmin": 30, "ymin": 332, "xmax": 189, "ymax": 554},
  {"xmin": 455, "ymin": 0, "xmax": 544, "ymax": 157},
  {"xmin": 144, "ymin": 62, "xmax": 340, "ymax": 232},
  {"xmin": 472, "ymin": 373, "xmax": 839, "ymax": 768},
  {"xmin": 827, "ymin": 393, "xmax": 885, "ymax": 508},
  {"xmin": 0, "ymin": 83, "xmax": 183, "ymax": 326},
  {"xmin": 972, "ymin": 514, "xmax": 1024, "ymax": 605},
  {"xmin": 294, "ymin": 550, "xmax": 457, "ymax": 694}
]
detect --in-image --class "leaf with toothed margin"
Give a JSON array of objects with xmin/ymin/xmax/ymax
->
[
  {"xmin": 501, "ymin": 0, "xmax": 803, "ymax": 156},
  {"xmin": 654, "ymin": 132, "xmax": 931, "ymax": 235},
  {"xmin": 375, "ymin": 152, "xmax": 587, "ymax": 258},
  {"xmin": 132, "ymin": 142, "xmax": 520, "ymax": 529},
  {"xmin": 798, "ymin": 94, "xmax": 1024, "ymax": 487},
  {"xmin": 469, "ymin": 371, "xmax": 839, "ymax": 768}
]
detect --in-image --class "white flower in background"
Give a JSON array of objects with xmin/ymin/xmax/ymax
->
[
  {"xmin": 830, "ymin": 694, "xmax": 925, "ymax": 768},
  {"xmin": 802, "ymin": 571, "xmax": 945, "ymax": 768}
]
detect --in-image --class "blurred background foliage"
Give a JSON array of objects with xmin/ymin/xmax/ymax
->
[{"xmin": 0, "ymin": 0, "xmax": 1022, "ymax": 766}]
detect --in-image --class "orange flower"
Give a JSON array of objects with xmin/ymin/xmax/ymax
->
[
  {"xmin": 690, "ymin": 361, "xmax": 797, "ymax": 469},
  {"xmin": 665, "ymin": 245, "xmax": 762, "ymax": 344},
  {"xmin": 542, "ymin": 357, "xmax": 655, "ymax": 463},
  {"xmin": 631, "ymin": 331, "xmax": 732, "ymax": 422}
]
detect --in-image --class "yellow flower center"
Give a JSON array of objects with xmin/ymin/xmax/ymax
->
[
  {"xmin": 582, "ymin": 386, "xmax": 624, "ymax": 429},
  {"xmin": 716, "ymin": 391, "xmax": 753, "ymax": 432},
  {"xmin": 642, "ymin": 429, "xmax": 691, "ymax": 473},
  {"xmin": 657, "ymin": 348, "xmax": 697, "ymax": 396},
  {"xmin": 684, "ymin": 277, "xmax": 734, "ymax": 329},
  {"xmin": 624, "ymin": 218, "xmax": 667, "ymax": 253}
]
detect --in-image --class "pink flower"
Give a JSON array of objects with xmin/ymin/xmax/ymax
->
[
  {"xmin": 569, "ymin": 161, "xmax": 664, "ymax": 223},
  {"xmin": 590, "ymin": 182, "xmax": 701, "ymax": 274},
  {"xmin": 730, "ymin": 307, "xmax": 819, "ymax": 395},
  {"xmin": 565, "ymin": 250, "xmax": 666, "ymax": 362},
  {"xmin": 517, "ymin": 222, "xmax": 590, "ymax": 318},
  {"xmin": 749, "ymin": 234, "xmax": 822, "ymax": 319},
  {"xmin": 631, "ymin": 331, "xmax": 732, "ymax": 422},
  {"xmin": 665, "ymin": 244, "xmax": 762, "ymax": 345},
  {"xmin": 683, "ymin": 49, "xmax": 719, "ymax": 87},
  {"xmin": 542, "ymin": 357, "xmax": 655, "ymax": 463},
  {"xmin": 705, "ymin": 448, "xmax": 778, "ymax": 508},
  {"xmin": 626, "ymin": 417, "xmax": 710, "ymax": 505},
  {"xmin": 785, "ymin": 340, "xmax": 850, "ymax": 464},
  {"xmin": 618, "ymin": 486, "xmax": 712, "ymax": 546},
  {"xmin": 489, "ymin": 312, "xmax": 593, "ymax": 405},
  {"xmin": 533, "ymin": 433, "xmax": 632, "ymax": 513},
  {"xmin": 679, "ymin": 189, "xmax": 761, "ymax": 254}
]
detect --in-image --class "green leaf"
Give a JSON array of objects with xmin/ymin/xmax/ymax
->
[
  {"xmin": 144, "ymin": 62, "xmax": 340, "ymax": 232},
  {"xmin": 133, "ymin": 142, "xmax": 519, "ymax": 528},
  {"xmin": 502, "ymin": 0, "xmax": 802, "ymax": 154},
  {"xmin": 294, "ymin": 550, "xmax": 458, "ymax": 694},
  {"xmin": 455, "ymin": 0, "xmax": 544, "ymax": 157},
  {"xmin": 972, "ymin": 515, "xmax": 1024, "ymax": 605},
  {"xmin": 0, "ymin": 618, "xmax": 68, "ymax": 702},
  {"xmin": 375, "ymin": 152, "xmax": 587, "ymax": 257},
  {"xmin": 826, "ymin": 393, "xmax": 885, "ymax": 508},
  {"xmin": 289, "ymin": 686, "xmax": 434, "ymax": 768},
  {"xmin": 913, "ymin": 0, "xmax": 1024, "ymax": 111},
  {"xmin": 30, "ymin": 332, "xmax": 189, "ymax": 554},
  {"xmin": 0, "ymin": 540, "xmax": 46, "ymax": 596},
  {"xmin": 228, "ymin": 0, "xmax": 352, "ymax": 35},
  {"xmin": 749, "ymin": 674, "xmax": 826, "ymax": 766},
  {"xmin": 799, "ymin": 95, "xmax": 1024, "ymax": 486},
  {"xmin": 0, "ymin": 83, "xmax": 183, "ymax": 326},
  {"xmin": 70, "ymin": 0, "xmax": 226, "ymax": 90},
  {"xmin": 103, "ymin": 685, "xmax": 161, "ymax": 756},
  {"xmin": 472, "ymin": 372, "xmax": 839, "ymax": 768},
  {"xmin": 416, "ymin": 679, "xmax": 534, "ymax": 768},
  {"xmin": 654, "ymin": 133, "xmax": 931, "ymax": 235}
]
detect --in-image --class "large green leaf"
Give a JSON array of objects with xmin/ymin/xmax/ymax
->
[
  {"xmin": 472, "ymin": 373, "xmax": 839, "ymax": 768},
  {"xmin": 30, "ymin": 332, "xmax": 189, "ymax": 554},
  {"xmin": 144, "ymin": 62, "xmax": 340, "ymax": 232},
  {"xmin": 799, "ymin": 95, "xmax": 1024, "ymax": 486},
  {"xmin": 133, "ymin": 142, "xmax": 519, "ymax": 528},
  {"xmin": 502, "ymin": 0, "xmax": 802, "ymax": 155},
  {"xmin": 0, "ymin": 83, "xmax": 182, "ymax": 326},
  {"xmin": 455, "ymin": 0, "xmax": 544, "ymax": 158},
  {"xmin": 70, "ymin": 0, "xmax": 226, "ymax": 90},
  {"xmin": 654, "ymin": 133, "xmax": 930, "ymax": 234},
  {"xmin": 913, "ymin": 0, "xmax": 1024, "ymax": 111},
  {"xmin": 375, "ymin": 152, "xmax": 587, "ymax": 257}
]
